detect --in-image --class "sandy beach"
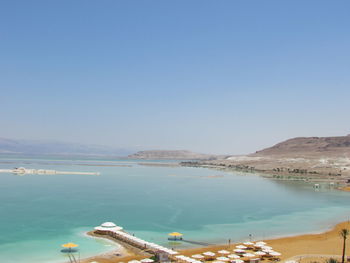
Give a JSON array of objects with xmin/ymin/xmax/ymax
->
[{"xmin": 81, "ymin": 221, "xmax": 350, "ymax": 263}]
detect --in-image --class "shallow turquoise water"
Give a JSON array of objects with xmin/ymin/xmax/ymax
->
[{"xmin": 1, "ymin": 157, "xmax": 350, "ymax": 263}]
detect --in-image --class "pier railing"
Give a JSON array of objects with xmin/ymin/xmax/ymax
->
[
  {"xmin": 94, "ymin": 224, "xmax": 202, "ymax": 263},
  {"xmin": 95, "ymin": 228, "xmax": 178, "ymax": 256}
]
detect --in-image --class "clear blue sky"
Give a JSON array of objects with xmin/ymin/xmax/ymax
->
[{"xmin": 1, "ymin": 0, "xmax": 349, "ymax": 154}]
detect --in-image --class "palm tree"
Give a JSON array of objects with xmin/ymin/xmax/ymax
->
[
  {"xmin": 340, "ymin": 228, "xmax": 349, "ymax": 263},
  {"xmin": 326, "ymin": 258, "xmax": 339, "ymax": 263}
]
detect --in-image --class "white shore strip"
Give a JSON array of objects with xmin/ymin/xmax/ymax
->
[{"xmin": 0, "ymin": 167, "xmax": 100, "ymax": 175}]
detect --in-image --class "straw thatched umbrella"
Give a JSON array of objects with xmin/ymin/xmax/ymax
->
[
  {"xmin": 61, "ymin": 242, "xmax": 78, "ymax": 253},
  {"xmin": 168, "ymin": 232, "xmax": 183, "ymax": 240}
]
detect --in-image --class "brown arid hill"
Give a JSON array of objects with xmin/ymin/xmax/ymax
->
[
  {"xmin": 181, "ymin": 135, "xmax": 350, "ymax": 181},
  {"xmin": 127, "ymin": 150, "xmax": 218, "ymax": 160},
  {"xmin": 252, "ymin": 135, "xmax": 350, "ymax": 157}
]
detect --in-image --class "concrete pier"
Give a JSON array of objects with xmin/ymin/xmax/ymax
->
[
  {"xmin": 94, "ymin": 222, "xmax": 178, "ymax": 256},
  {"xmin": 92, "ymin": 222, "xmax": 206, "ymax": 263}
]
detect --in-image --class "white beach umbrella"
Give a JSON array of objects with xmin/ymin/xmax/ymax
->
[
  {"xmin": 243, "ymin": 242, "xmax": 254, "ymax": 246},
  {"xmin": 254, "ymin": 244, "xmax": 264, "ymax": 248},
  {"xmin": 262, "ymin": 246, "xmax": 272, "ymax": 250},
  {"xmin": 101, "ymin": 222, "xmax": 117, "ymax": 228},
  {"xmin": 140, "ymin": 259, "xmax": 154, "ymax": 263},
  {"xmin": 232, "ymin": 260, "xmax": 244, "ymax": 263},
  {"xmin": 228, "ymin": 254, "xmax": 240, "ymax": 259},
  {"xmin": 212, "ymin": 261, "xmax": 225, "ymax": 263},
  {"xmin": 262, "ymin": 249, "xmax": 274, "ymax": 253},
  {"xmin": 269, "ymin": 252, "xmax": 281, "ymax": 257},
  {"xmin": 254, "ymin": 251, "xmax": 266, "ymax": 256},
  {"xmin": 203, "ymin": 252, "xmax": 216, "ymax": 257},
  {"xmin": 250, "ymin": 259, "xmax": 260, "ymax": 262},
  {"xmin": 255, "ymin": 241, "xmax": 266, "ymax": 245},
  {"xmin": 216, "ymin": 257, "xmax": 230, "ymax": 261},
  {"xmin": 176, "ymin": 255, "xmax": 185, "ymax": 259},
  {"xmin": 128, "ymin": 260, "xmax": 141, "ymax": 263},
  {"xmin": 233, "ymin": 249, "xmax": 245, "ymax": 253},
  {"xmin": 192, "ymin": 254, "xmax": 204, "ymax": 259},
  {"xmin": 236, "ymin": 245, "xmax": 247, "ymax": 249},
  {"xmin": 242, "ymin": 253, "xmax": 255, "ymax": 258},
  {"xmin": 218, "ymin": 250, "xmax": 230, "ymax": 254}
]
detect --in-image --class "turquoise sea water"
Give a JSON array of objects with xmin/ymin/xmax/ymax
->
[{"xmin": 1, "ymin": 156, "xmax": 350, "ymax": 263}]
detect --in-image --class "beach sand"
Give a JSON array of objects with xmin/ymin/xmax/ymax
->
[{"xmin": 81, "ymin": 221, "xmax": 350, "ymax": 263}]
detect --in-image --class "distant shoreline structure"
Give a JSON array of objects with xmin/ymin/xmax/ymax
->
[{"xmin": 0, "ymin": 167, "xmax": 100, "ymax": 176}]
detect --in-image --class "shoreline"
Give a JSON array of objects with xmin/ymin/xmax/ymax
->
[
  {"xmin": 78, "ymin": 164, "xmax": 350, "ymax": 263},
  {"xmin": 180, "ymin": 161, "xmax": 349, "ymax": 186},
  {"xmin": 180, "ymin": 162, "xmax": 350, "ymax": 192},
  {"xmin": 80, "ymin": 221, "xmax": 350, "ymax": 263}
]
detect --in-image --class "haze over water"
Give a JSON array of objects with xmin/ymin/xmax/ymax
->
[{"xmin": 1, "ymin": 156, "xmax": 350, "ymax": 263}]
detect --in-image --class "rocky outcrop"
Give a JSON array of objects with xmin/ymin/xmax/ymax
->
[
  {"xmin": 252, "ymin": 135, "xmax": 350, "ymax": 157},
  {"xmin": 181, "ymin": 135, "xmax": 350, "ymax": 180}
]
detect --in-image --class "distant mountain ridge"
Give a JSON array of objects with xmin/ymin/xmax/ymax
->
[
  {"xmin": 0, "ymin": 138, "xmax": 134, "ymax": 156},
  {"xmin": 181, "ymin": 134, "xmax": 350, "ymax": 178},
  {"xmin": 128, "ymin": 150, "xmax": 217, "ymax": 160},
  {"xmin": 0, "ymin": 138, "xmax": 219, "ymax": 159},
  {"xmin": 252, "ymin": 135, "xmax": 350, "ymax": 157}
]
